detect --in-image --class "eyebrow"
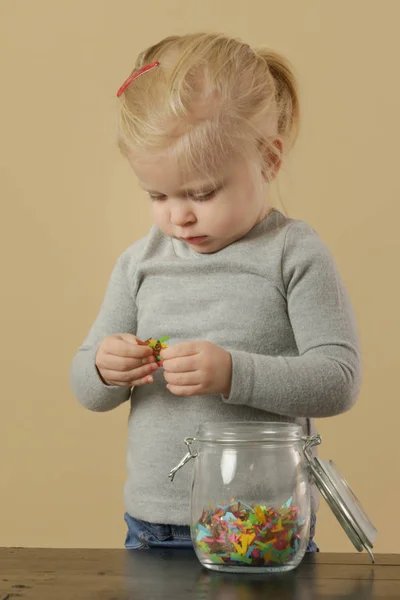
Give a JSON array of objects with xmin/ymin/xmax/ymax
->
[{"xmin": 141, "ymin": 179, "xmax": 225, "ymax": 196}]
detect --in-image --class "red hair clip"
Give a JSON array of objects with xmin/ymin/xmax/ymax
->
[{"xmin": 116, "ymin": 61, "xmax": 160, "ymax": 97}]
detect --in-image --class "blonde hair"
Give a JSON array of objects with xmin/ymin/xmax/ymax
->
[{"xmin": 117, "ymin": 33, "xmax": 299, "ymax": 183}]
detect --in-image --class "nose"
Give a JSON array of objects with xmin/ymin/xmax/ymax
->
[{"xmin": 169, "ymin": 200, "xmax": 196, "ymax": 227}]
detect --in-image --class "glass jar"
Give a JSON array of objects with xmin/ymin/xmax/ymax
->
[
  {"xmin": 169, "ymin": 421, "xmax": 377, "ymax": 574},
  {"xmin": 170, "ymin": 422, "xmax": 311, "ymax": 573}
]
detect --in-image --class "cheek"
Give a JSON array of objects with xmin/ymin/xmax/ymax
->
[
  {"xmin": 151, "ymin": 203, "xmax": 168, "ymax": 227},
  {"xmin": 210, "ymin": 194, "xmax": 248, "ymax": 227},
  {"xmin": 204, "ymin": 206, "xmax": 237, "ymax": 234}
]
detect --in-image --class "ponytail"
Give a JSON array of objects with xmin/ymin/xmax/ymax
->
[{"xmin": 255, "ymin": 49, "xmax": 300, "ymax": 151}]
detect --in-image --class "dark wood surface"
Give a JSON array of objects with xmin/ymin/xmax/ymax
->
[{"xmin": 1, "ymin": 548, "xmax": 399, "ymax": 600}]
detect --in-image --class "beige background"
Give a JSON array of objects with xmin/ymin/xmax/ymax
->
[{"xmin": 1, "ymin": 0, "xmax": 399, "ymax": 552}]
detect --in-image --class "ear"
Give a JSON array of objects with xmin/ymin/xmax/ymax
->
[{"xmin": 260, "ymin": 138, "xmax": 283, "ymax": 182}]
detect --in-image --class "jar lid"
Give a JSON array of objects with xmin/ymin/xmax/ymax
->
[
  {"xmin": 304, "ymin": 435, "xmax": 378, "ymax": 562},
  {"xmin": 196, "ymin": 421, "xmax": 303, "ymax": 443}
]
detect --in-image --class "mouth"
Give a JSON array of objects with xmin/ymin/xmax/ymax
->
[{"xmin": 180, "ymin": 236, "xmax": 208, "ymax": 245}]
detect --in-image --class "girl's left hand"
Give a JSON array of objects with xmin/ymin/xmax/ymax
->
[{"xmin": 160, "ymin": 341, "xmax": 232, "ymax": 398}]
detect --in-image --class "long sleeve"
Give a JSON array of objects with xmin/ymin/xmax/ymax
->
[
  {"xmin": 70, "ymin": 249, "xmax": 139, "ymax": 412},
  {"xmin": 223, "ymin": 221, "xmax": 362, "ymax": 418}
]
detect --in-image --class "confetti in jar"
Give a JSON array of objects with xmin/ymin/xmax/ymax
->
[
  {"xmin": 170, "ymin": 423, "xmax": 377, "ymax": 572},
  {"xmin": 194, "ymin": 496, "xmax": 305, "ymax": 567}
]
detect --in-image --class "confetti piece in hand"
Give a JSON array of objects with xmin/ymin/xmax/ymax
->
[
  {"xmin": 194, "ymin": 497, "xmax": 305, "ymax": 568},
  {"xmin": 137, "ymin": 336, "xmax": 169, "ymax": 362}
]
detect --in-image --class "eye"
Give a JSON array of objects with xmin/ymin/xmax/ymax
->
[
  {"xmin": 147, "ymin": 193, "xmax": 167, "ymax": 201},
  {"xmin": 191, "ymin": 187, "xmax": 221, "ymax": 201}
]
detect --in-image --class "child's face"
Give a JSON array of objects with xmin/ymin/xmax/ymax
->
[{"xmin": 128, "ymin": 151, "xmax": 271, "ymax": 254}]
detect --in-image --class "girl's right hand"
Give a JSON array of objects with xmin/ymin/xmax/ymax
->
[{"xmin": 95, "ymin": 334, "xmax": 158, "ymax": 387}]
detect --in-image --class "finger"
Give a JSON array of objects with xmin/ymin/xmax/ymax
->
[
  {"xmin": 166, "ymin": 384, "xmax": 202, "ymax": 397},
  {"xmin": 160, "ymin": 343, "xmax": 199, "ymax": 361},
  {"xmin": 118, "ymin": 333, "xmax": 140, "ymax": 344},
  {"xmin": 97, "ymin": 354, "xmax": 156, "ymax": 372},
  {"xmin": 106, "ymin": 374, "xmax": 156, "ymax": 387},
  {"xmin": 131, "ymin": 374, "xmax": 156, "ymax": 387},
  {"xmin": 99, "ymin": 363, "xmax": 158, "ymax": 385},
  {"xmin": 163, "ymin": 370, "xmax": 200, "ymax": 386},
  {"xmin": 106, "ymin": 337, "xmax": 154, "ymax": 359},
  {"xmin": 142, "ymin": 355, "xmax": 157, "ymax": 365},
  {"xmin": 161, "ymin": 355, "xmax": 197, "ymax": 373}
]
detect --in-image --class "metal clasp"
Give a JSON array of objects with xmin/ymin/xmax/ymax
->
[
  {"xmin": 302, "ymin": 433, "xmax": 322, "ymax": 480},
  {"xmin": 169, "ymin": 437, "xmax": 197, "ymax": 482},
  {"xmin": 302, "ymin": 433, "xmax": 322, "ymax": 462}
]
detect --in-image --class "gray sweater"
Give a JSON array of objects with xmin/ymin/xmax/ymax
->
[{"xmin": 70, "ymin": 209, "xmax": 361, "ymax": 524}]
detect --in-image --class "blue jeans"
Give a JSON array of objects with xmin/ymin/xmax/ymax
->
[{"xmin": 124, "ymin": 512, "xmax": 319, "ymax": 552}]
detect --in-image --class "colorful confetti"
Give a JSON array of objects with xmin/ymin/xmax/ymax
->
[
  {"xmin": 137, "ymin": 336, "xmax": 169, "ymax": 362},
  {"xmin": 193, "ymin": 497, "xmax": 304, "ymax": 568}
]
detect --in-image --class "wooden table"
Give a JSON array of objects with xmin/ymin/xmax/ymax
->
[{"xmin": 1, "ymin": 548, "xmax": 399, "ymax": 600}]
